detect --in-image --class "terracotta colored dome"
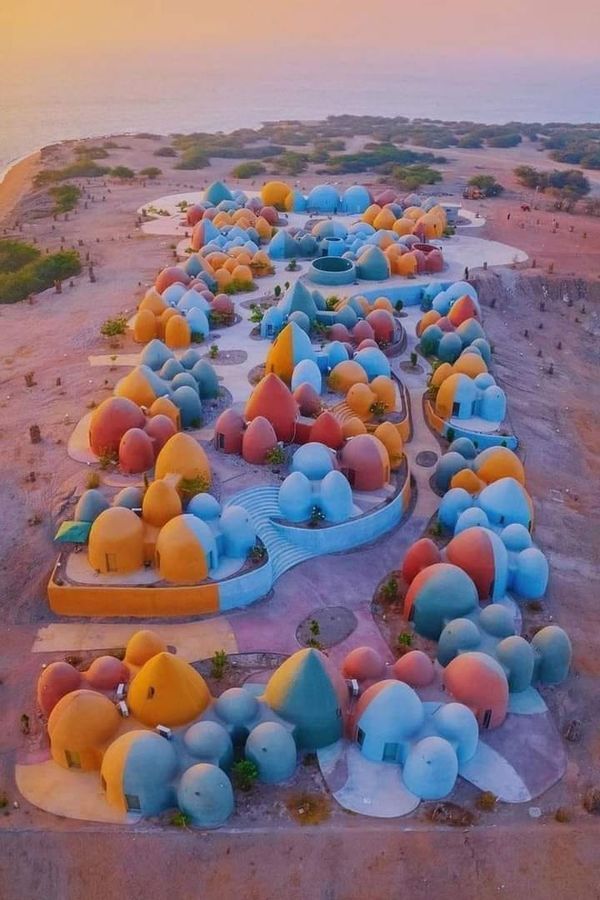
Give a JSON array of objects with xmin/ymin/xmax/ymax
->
[
  {"xmin": 118, "ymin": 427, "xmax": 155, "ymax": 474},
  {"xmin": 260, "ymin": 205, "xmax": 279, "ymax": 225},
  {"xmin": 374, "ymin": 189, "xmax": 397, "ymax": 207},
  {"xmin": 245, "ymin": 373, "xmax": 298, "ymax": 442},
  {"xmin": 214, "ymin": 408, "xmax": 245, "ymax": 454},
  {"xmin": 85, "ymin": 655, "xmax": 129, "ymax": 691},
  {"xmin": 436, "ymin": 316, "xmax": 454, "ymax": 333},
  {"xmin": 186, "ymin": 204, "xmax": 204, "ymax": 226},
  {"xmin": 445, "ymin": 526, "xmax": 508, "ymax": 601},
  {"xmin": 294, "ymin": 383, "xmax": 322, "ymax": 417},
  {"xmin": 402, "ymin": 538, "xmax": 442, "ymax": 584},
  {"xmin": 212, "ymin": 294, "xmax": 234, "ymax": 315},
  {"xmin": 352, "ymin": 320, "xmax": 375, "ymax": 344},
  {"xmin": 443, "ymin": 652, "xmax": 509, "ymax": 729},
  {"xmin": 37, "ymin": 662, "xmax": 82, "ymax": 716},
  {"xmin": 310, "ymin": 411, "xmax": 344, "ymax": 449},
  {"xmin": 393, "ymin": 650, "xmax": 435, "ymax": 687},
  {"xmin": 155, "ymin": 267, "xmax": 190, "ymax": 294},
  {"xmin": 356, "ymin": 338, "xmax": 379, "ymax": 351},
  {"xmin": 338, "ymin": 434, "xmax": 390, "ymax": 491},
  {"xmin": 329, "ymin": 323, "xmax": 352, "ymax": 343},
  {"xmin": 366, "ymin": 309, "xmax": 396, "ymax": 344},
  {"xmin": 424, "ymin": 249, "xmax": 444, "ymax": 274},
  {"xmin": 125, "ymin": 630, "xmax": 167, "ymax": 667},
  {"xmin": 89, "ymin": 397, "xmax": 146, "ymax": 456},
  {"xmin": 144, "ymin": 415, "xmax": 177, "ymax": 455},
  {"xmin": 242, "ymin": 416, "xmax": 278, "ymax": 464},
  {"xmin": 448, "ymin": 295, "xmax": 479, "ymax": 327},
  {"xmin": 342, "ymin": 646, "xmax": 386, "ymax": 681}
]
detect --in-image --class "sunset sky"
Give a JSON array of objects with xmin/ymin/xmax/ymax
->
[{"xmin": 2, "ymin": 0, "xmax": 600, "ymax": 62}]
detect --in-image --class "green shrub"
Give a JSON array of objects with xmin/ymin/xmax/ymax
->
[
  {"xmin": 265, "ymin": 446, "xmax": 285, "ymax": 465},
  {"xmin": 110, "ymin": 166, "xmax": 135, "ymax": 180},
  {"xmin": 49, "ymin": 184, "xmax": 82, "ymax": 213},
  {"xmin": 0, "ymin": 247, "xmax": 81, "ymax": 303},
  {"xmin": 34, "ymin": 160, "xmax": 110, "ymax": 186},
  {"xmin": 232, "ymin": 760, "xmax": 258, "ymax": 792},
  {"xmin": 210, "ymin": 649, "xmax": 228, "ymax": 680},
  {"xmin": 175, "ymin": 148, "xmax": 210, "ymax": 170},
  {"xmin": 0, "ymin": 240, "xmax": 40, "ymax": 274},
  {"xmin": 467, "ymin": 174, "xmax": 504, "ymax": 197},
  {"xmin": 154, "ymin": 146, "xmax": 177, "ymax": 157},
  {"xmin": 139, "ymin": 166, "xmax": 162, "ymax": 179},
  {"xmin": 100, "ymin": 315, "xmax": 128, "ymax": 337},
  {"xmin": 232, "ymin": 161, "xmax": 266, "ymax": 178}
]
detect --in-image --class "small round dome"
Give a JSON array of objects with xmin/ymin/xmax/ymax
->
[
  {"xmin": 85, "ymin": 655, "xmax": 129, "ymax": 691},
  {"xmin": 215, "ymin": 688, "xmax": 259, "ymax": 726},
  {"xmin": 245, "ymin": 722, "xmax": 297, "ymax": 784},
  {"xmin": 177, "ymin": 764, "xmax": 234, "ymax": 828},
  {"xmin": 393, "ymin": 650, "xmax": 435, "ymax": 687},
  {"xmin": 187, "ymin": 493, "xmax": 222, "ymax": 520},
  {"xmin": 37, "ymin": 662, "xmax": 82, "ymax": 716},
  {"xmin": 432, "ymin": 702, "xmax": 479, "ymax": 764},
  {"xmin": 184, "ymin": 721, "xmax": 233, "ymax": 768},
  {"xmin": 291, "ymin": 442, "xmax": 336, "ymax": 480},
  {"xmin": 125, "ymin": 630, "xmax": 166, "ymax": 667},
  {"xmin": 479, "ymin": 604, "xmax": 515, "ymax": 638},
  {"xmin": 342, "ymin": 646, "xmax": 385, "ymax": 681},
  {"xmin": 403, "ymin": 736, "xmax": 458, "ymax": 800},
  {"xmin": 500, "ymin": 523, "xmax": 532, "ymax": 552}
]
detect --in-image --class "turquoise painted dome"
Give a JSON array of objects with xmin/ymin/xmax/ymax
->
[
  {"xmin": 403, "ymin": 736, "xmax": 459, "ymax": 800},
  {"xmin": 177, "ymin": 764, "xmax": 234, "ymax": 828},
  {"xmin": 291, "ymin": 442, "xmax": 336, "ymax": 480},
  {"xmin": 215, "ymin": 687, "xmax": 260, "ymax": 727},
  {"xmin": 184, "ymin": 721, "xmax": 233, "ymax": 769},
  {"xmin": 278, "ymin": 471, "xmax": 313, "ymax": 523},
  {"xmin": 245, "ymin": 722, "xmax": 297, "ymax": 784}
]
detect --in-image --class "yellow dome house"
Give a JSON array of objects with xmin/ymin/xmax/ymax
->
[
  {"xmin": 48, "ymin": 690, "xmax": 121, "ymax": 771},
  {"xmin": 127, "ymin": 651, "xmax": 211, "ymax": 727},
  {"xmin": 154, "ymin": 433, "xmax": 211, "ymax": 487},
  {"xmin": 88, "ymin": 507, "xmax": 144, "ymax": 574},
  {"xmin": 261, "ymin": 180, "xmax": 292, "ymax": 209},
  {"xmin": 125, "ymin": 629, "xmax": 167, "ymax": 670},
  {"xmin": 142, "ymin": 479, "xmax": 182, "ymax": 528},
  {"xmin": 155, "ymin": 514, "xmax": 218, "ymax": 583}
]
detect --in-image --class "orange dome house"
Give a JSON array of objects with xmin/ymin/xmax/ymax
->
[
  {"xmin": 374, "ymin": 421, "xmax": 404, "ymax": 469},
  {"xmin": 89, "ymin": 397, "xmax": 146, "ymax": 456},
  {"xmin": 473, "ymin": 447, "xmax": 526, "ymax": 486},
  {"xmin": 245, "ymin": 373, "xmax": 298, "ymax": 442},
  {"xmin": 88, "ymin": 507, "xmax": 144, "ymax": 574},
  {"xmin": 447, "ymin": 295, "xmax": 479, "ymax": 327},
  {"xmin": 142, "ymin": 479, "xmax": 182, "ymax": 528},
  {"xmin": 214, "ymin": 408, "xmax": 245, "ymax": 454},
  {"xmin": 309, "ymin": 411, "xmax": 344, "ymax": 449},
  {"xmin": 395, "ymin": 252, "xmax": 418, "ymax": 277},
  {"xmin": 338, "ymin": 434, "xmax": 390, "ymax": 491},
  {"xmin": 261, "ymin": 181, "xmax": 291, "ymax": 210},
  {"xmin": 134, "ymin": 308, "xmax": 158, "ymax": 344},
  {"xmin": 155, "ymin": 267, "xmax": 190, "ymax": 294},
  {"xmin": 114, "ymin": 367, "xmax": 160, "ymax": 408},
  {"xmin": 329, "ymin": 360, "xmax": 369, "ymax": 393},
  {"xmin": 128, "ymin": 651, "xmax": 211, "ymax": 727},
  {"xmin": 416, "ymin": 309, "xmax": 441, "ymax": 337},
  {"xmin": 125, "ymin": 630, "xmax": 167, "ymax": 669},
  {"xmin": 48, "ymin": 689, "xmax": 120, "ymax": 770},
  {"xmin": 370, "ymin": 375, "xmax": 396, "ymax": 411},
  {"xmin": 154, "ymin": 433, "xmax": 211, "ymax": 487},
  {"xmin": 453, "ymin": 354, "xmax": 488, "ymax": 378},
  {"xmin": 164, "ymin": 315, "xmax": 191, "ymax": 350},
  {"xmin": 242, "ymin": 416, "xmax": 278, "ymax": 464},
  {"xmin": 139, "ymin": 288, "xmax": 168, "ymax": 316},
  {"xmin": 37, "ymin": 662, "xmax": 83, "ymax": 717},
  {"xmin": 342, "ymin": 417, "xmax": 368, "ymax": 438},
  {"xmin": 118, "ymin": 427, "xmax": 155, "ymax": 474},
  {"xmin": 443, "ymin": 652, "xmax": 509, "ymax": 729},
  {"xmin": 346, "ymin": 383, "xmax": 377, "ymax": 418},
  {"xmin": 342, "ymin": 646, "xmax": 386, "ymax": 681},
  {"xmin": 149, "ymin": 396, "xmax": 180, "ymax": 429},
  {"xmin": 155, "ymin": 514, "xmax": 217, "ymax": 583},
  {"xmin": 265, "ymin": 322, "xmax": 316, "ymax": 384}
]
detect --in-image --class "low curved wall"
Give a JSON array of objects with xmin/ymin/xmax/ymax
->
[
  {"xmin": 308, "ymin": 256, "xmax": 357, "ymax": 286},
  {"xmin": 273, "ymin": 476, "xmax": 411, "ymax": 554},
  {"xmin": 424, "ymin": 399, "xmax": 518, "ymax": 450},
  {"xmin": 351, "ymin": 281, "xmax": 452, "ymax": 308}
]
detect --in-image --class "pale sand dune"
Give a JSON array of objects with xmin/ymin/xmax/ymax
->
[{"xmin": 0, "ymin": 151, "xmax": 42, "ymax": 219}]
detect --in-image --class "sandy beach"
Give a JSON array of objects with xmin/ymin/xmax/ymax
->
[{"xmin": 0, "ymin": 150, "xmax": 43, "ymax": 220}]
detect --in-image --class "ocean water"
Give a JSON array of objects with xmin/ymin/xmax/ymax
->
[{"xmin": 1, "ymin": 52, "xmax": 599, "ymax": 176}]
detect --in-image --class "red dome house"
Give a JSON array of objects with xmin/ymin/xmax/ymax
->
[
  {"xmin": 89, "ymin": 397, "xmax": 146, "ymax": 456},
  {"xmin": 338, "ymin": 434, "xmax": 390, "ymax": 491},
  {"xmin": 245, "ymin": 373, "xmax": 298, "ymax": 442},
  {"xmin": 214, "ymin": 408, "xmax": 245, "ymax": 454}
]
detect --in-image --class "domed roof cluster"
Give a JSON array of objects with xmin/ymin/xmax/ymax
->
[
  {"xmin": 88, "ymin": 347, "xmax": 220, "ymax": 472},
  {"xmin": 82, "ymin": 477, "xmax": 257, "ymax": 581},
  {"xmin": 352, "ymin": 680, "xmax": 477, "ymax": 799}
]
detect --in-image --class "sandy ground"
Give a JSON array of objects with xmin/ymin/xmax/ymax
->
[{"xmin": 0, "ymin": 134, "xmax": 599, "ymax": 898}]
